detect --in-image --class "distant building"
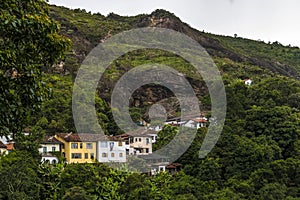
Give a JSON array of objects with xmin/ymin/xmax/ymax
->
[
  {"xmin": 244, "ymin": 78, "xmax": 253, "ymax": 86},
  {"xmin": 116, "ymin": 129, "xmax": 157, "ymax": 155},
  {"xmin": 0, "ymin": 141, "xmax": 8, "ymax": 155},
  {"xmin": 55, "ymin": 133, "xmax": 103, "ymax": 164},
  {"xmin": 139, "ymin": 154, "xmax": 169, "ymax": 175},
  {"xmin": 183, "ymin": 117, "xmax": 208, "ymax": 129},
  {"xmin": 39, "ymin": 136, "xmax": 64, "ymax": 164},
  {"xmin": 97, "ymin": 139, "xmax": 127, "ymax": 163}
]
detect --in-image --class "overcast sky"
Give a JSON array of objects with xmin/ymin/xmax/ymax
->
[{"xmin": 48, "ymin": 0, "xmax": 300, "ymax": 47}]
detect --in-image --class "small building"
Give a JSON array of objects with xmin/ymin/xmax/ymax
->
[
  {"xmin": 139, "ymin": 154, "xmax": 170, "ymax": 175},
  {"xmin": 121, "ymin": 129, "xmax": 154, "ymax": 155},
  {"xmin": 5, "ymin": 143, "xmax": 14, "ymax": 153},
  {"xmin": 39, "ymin": 136, "xmax": 64, "ymax": 164},
  {"xmin": 97, "ymin": 138, "xmax": 127, "ymax": 163},
  {"xmin": 166, "ymin": 163, "xmax": 182, "ymax": 175},
  {"xmin": 183, "ymin": 117, "xmax": 208, "ymax": 129},
  {"xmin": 0, "ymin": 141, "xmax": 8, "ymax": 155},
  {"xmin": 55, "ymin": 133, "xmax": 104, "ymax": 164},
  {"xmin": 244, "ymin": 78, "xmax": 253, "ymax": 86}
]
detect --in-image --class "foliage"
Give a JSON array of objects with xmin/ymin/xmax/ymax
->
[
  {"xmin": 0, "ymin": 0, "xmax": 70, "ymax": 140},
  {"xmin": 3, "ymin": 2, "xmax": 300, "ymax": 199},
  {"xmin": 0, "ymin": 151, "xmax": 41, "ymax": 200}
]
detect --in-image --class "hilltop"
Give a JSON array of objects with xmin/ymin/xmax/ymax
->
[{"xmin": 49, "ymin": 5, "xmax": 300, "ymax": 79}]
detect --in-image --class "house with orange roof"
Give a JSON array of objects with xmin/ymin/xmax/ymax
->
[
  {"xmin": 0, "ymin": 141, "xmax": 8, "ymax": 155},
  {"xmin": 183, "ymin": 117, "xmax": 208, "ymax": 129}
]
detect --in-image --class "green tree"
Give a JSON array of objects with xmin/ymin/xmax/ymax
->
[
  {"xmin": 0, "ymin": 151, "xmax": 41, "ymax": 200},
  {"xmin": 0, "ymin": 0, "xmax": 70, "ymax": 139}
]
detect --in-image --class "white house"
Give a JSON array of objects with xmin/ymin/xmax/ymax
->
[
  {"xmin": 97, "ymin": 139, "xmax": 127, "ymax": 163},
  {"xmin": 183, "ymin": 117, "xmax": 208, "ymax": 129},
  {"xmin": 39, "ymin": 136, "xmax": 63, "ymax": 164},
  {"xmin": 244, "ymin": 78, "xmax": 253, "ymax": 86}
]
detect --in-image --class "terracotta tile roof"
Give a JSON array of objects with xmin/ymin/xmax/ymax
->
[
  {"xmin": 192, "ymin": 118, "xmax": 208, "ymax": 123},
  {"xmin": 56, "ymin": 133, "xmax": 107, "ymax": 142},
  {"xmin": 5, "ymin": 143, "xmax": 14, "ymax": 151},
  {"xmin": 41, "ymin": 136, "xmax": 63, "ymax": 144},
  {"xmin": 0, "ymin": 141, "xmax": 7, "ymax": 149},
  {"xmin": 166, "ymin": 163, "xmax": 182, "ymax": 169}
]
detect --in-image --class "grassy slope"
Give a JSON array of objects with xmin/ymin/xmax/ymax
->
[{"xmin": 45, "ymin": 5, "xmax": 300, "ymax": 122}]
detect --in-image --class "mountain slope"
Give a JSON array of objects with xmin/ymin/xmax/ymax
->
[{"xmin": 49, "ymin": 5, "xmax": 300, "ymax": 78}]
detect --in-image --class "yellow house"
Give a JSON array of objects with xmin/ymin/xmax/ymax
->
[{"xmin": 55, "ymin": 133, "xmax": 104, "ymax": 163}]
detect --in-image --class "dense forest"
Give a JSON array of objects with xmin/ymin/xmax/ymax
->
[{"xmin": 1, "ymin": 1, "xmax": 300, "ymax": 199}]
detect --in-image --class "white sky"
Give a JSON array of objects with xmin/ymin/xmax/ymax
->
[{"xmin": 48, "ymin": 0, "xmax": 300, "ymax": 47}]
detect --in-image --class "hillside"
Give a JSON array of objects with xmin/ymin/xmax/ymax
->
[
  {"xmin": 2, "ymin": 2, "xmax": 300, "ymax": 199},
  {"xmin": 49, "ymin": 5, "xmax": 300, "ymax": 78},
  {"xmin": 46, "ymin": 5, "xmax": 300, "ymax": 122}
]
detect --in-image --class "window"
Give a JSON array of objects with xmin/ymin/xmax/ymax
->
[
  {"xmin": 111, "ymin": 153, "xmax": 115, "ymax": 157},
  {"xmin": 91, "ymin": 153, "xmax": 94, "ymax": 159},
  {"xmin": 71, "ymin": 143, "xmax": 78, "ymax": 149},
  {"xmin": 52, "ymin": 160, "xmax": 57, "ymax": 164},
  {"xmin": 80, "ymin": 143, "xmax": 83, "ymax": 149},
  {"xmin": 119, "ymin": 153, "xmax": 123, "ymax": 157},
  {"xmin": 135, "ymin": 138, "xmax": 137, "ymax": 142},
  {"xmin": 86, "ymin": 143, "xmax": 93, "ymax": 149},
  {"xmin": 139, "ymin": 138, "xmax": 142, "ymax": 142},
  {"xmin": 146, "ymin": 148, "xmax": 149, "ymax": 153},
  {"xmin": 118, "ymin": 141, "xmax": 122, "ymax": 146},
  {"xmin": 71, "ymin": 153, "xmax": 82, "ymax": 159},
  {"xmin": 109, "ymin": 142, "xmax": 114, "ymax": 151},
  {"xmin": 85, "ymin": 153, "xmax": 88, "ymax": 159},
  {"xmin": 61, "ymin": 144, "xmax": 64, "ymax": 149},
  {"xmin": 102, "ymin": 153, "xmax": 107, "ymax": 158},
  {"xmin": 100, "ymin": 142, "xmax": 107, "ymax": 148},
  {"xmin": 43, "ymin": 147, "xmax": 47, "ymax": 153},
  {"xmin": 52, "ymin": 146, "xmax": 56, "ymax": 152},
  {"xmin": 146, "ymin": 138, "xmax": 150, "ymax": 145}
]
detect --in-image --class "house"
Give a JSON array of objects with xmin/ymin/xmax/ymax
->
[
  {"xmin": 183, "ymin": 117, "xmax": 208, "ymax": 129},
  {"xmin": 39, "ymin": 136, "xmax": 64, "ymax": 164},
  {"xmin": 146, "ymin": 130, "xmax": 158, "ymax": 144},
  {"xmin": 244, "ymin": 78, "xmax": 253, "ymax": 86},
  {"xmin": 126, "ymin": 129, "xmax": 156, "ymax": 155},
  {"xmin": 55, "ymin": 133, "xmax": 104, "ymax": 164},
  {"xmin": 5, "ymin": 143, "xmax": 14, "ymax": 153},
  {"xmin": 119, "ymin": 129, "xmax": 154, "ymax": 155},
  {"xmin": 139, "ymin": 154, "xmax": 169, "ymax": 175},
  {"xmin": 0, "ymin": 135, "xmax": 14, "ymax": 154},
  {"xmin": 97, "ymin": 138, "xmax": 127, "ymax": 163},
  {"xmin": 166, "ymin": 163, "xmax": 182, "ymax": 175},
  {"xmin": 0, "ymin": 141, "xmax": 8, "ymax": 155}
]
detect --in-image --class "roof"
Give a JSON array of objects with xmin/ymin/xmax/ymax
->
[
  {"xmin": 0, "ymin": 141, "xmax": 7, "ymax": 149},
  {"xmin": 41, "ymin": 136, "xmax": 63, "ymax": 144},
  {"xmin": 5, "ymin": 143, "xmax": 14, "ymax": 151},
  {"xmin": 56, "ymin": 133, "xmax": 107, "ymax": 142},
  {"xmin": 192, "ymin": 118, "xmax": 208, "ymax": 123},
  {"xmin": 166, "ymin": 163, "xmax": 182, "ymax": 169},
  {"xmin": 125, "ymin": 129, "xmax": 158, "ymax": 137}
]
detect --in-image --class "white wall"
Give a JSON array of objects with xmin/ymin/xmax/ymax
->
[
  {"xmin": 97, "ymin": 141, "xmax": 127, "ymax": 163},
  {"xmin": 39, "ymin": 144, "xmax": 60, "ymax": 154}
]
